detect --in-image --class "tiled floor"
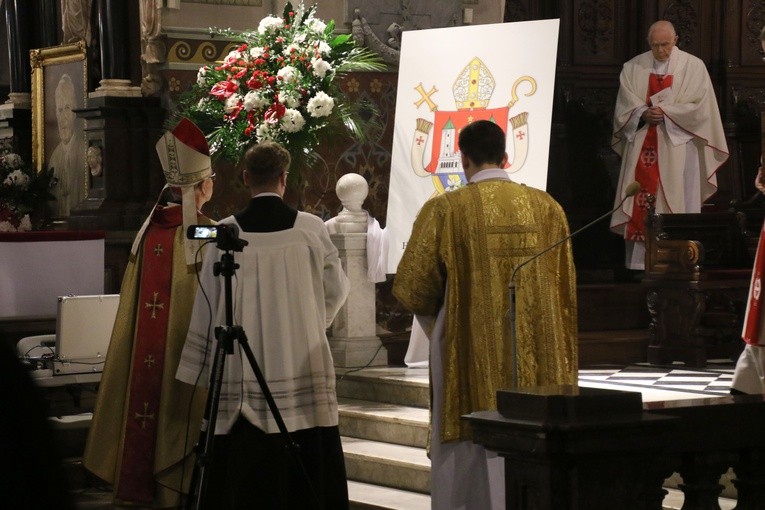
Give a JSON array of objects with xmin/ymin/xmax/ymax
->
[{"xmin": 578, "ymin": 360, "xmax": 735, "ymax": 400}]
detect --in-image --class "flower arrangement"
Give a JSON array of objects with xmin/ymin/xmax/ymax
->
[
  {"xmin": 0, "ymin": 141, "xmax": 55, "ymax": 232},
  {"xmin": 174, "ymin": 2, "xmax": 385, "ymax": 175}
]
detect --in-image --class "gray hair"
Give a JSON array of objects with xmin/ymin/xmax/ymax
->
[{"xmin": 647, "ymin": 20, "xmax": 676, "ymax": 40}]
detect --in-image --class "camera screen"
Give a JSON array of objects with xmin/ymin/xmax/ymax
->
[{"xmin": 192, "ymin": 226, "xmax": 217, "ymax": 239}]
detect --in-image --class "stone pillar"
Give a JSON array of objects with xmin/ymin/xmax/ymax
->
[
  {"xmin": 91, "ymin": 0, "xmax": 140, "ymax": 97},
  {"xmin": 0, "ymin": 0, "xmax": 33, "ymax": 164},
  {"xmin": 3, "ymin": 0, "xmax": 31, "ymax": 106},
  {"xmin": 329, "ymin": 173, "xmax": 387, "ymax": 370}
]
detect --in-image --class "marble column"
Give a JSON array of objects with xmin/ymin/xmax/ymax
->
[
  {"xmin": 4, "ymin": 0, "xmax": 31, "ymax": 104},
  {"xmin": 92, "ymin": 0, "xmax": 140, "ymax": 97},
  {"xmin": 34, "ymin": 0, "xmax": 59, "ymax": 48},
  {"xmin": 0, "ymin": 0, "xmax": 32, "ymax": 164},
  {"xmin": 329, "ymin": 173, "xmax": 387, "ymax": 370}
]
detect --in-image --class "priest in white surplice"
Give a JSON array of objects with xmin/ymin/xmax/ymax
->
[
  {"xmin": 177, "ymin": 141, "xmax": 350, "ymax": 509},
  {"xmin": 609, "ymin": 20, "xmax": 728, "ymax": 269}
]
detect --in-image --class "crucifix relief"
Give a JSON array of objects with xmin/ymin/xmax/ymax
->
[
  {"xmin": 134, "ymin": 402, "xmax": 155, "ymax": 430},
  {"xmin": 144, "ymin": 291, "xmax": 164, "ymax": 319}
]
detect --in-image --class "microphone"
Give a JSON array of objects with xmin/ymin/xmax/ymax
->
[{"xmin": 506, "ymin": 180, "xmax": 641, "ymax": 388}]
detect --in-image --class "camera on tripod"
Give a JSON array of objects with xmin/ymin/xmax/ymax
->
[{"xmin": 187, "ymin": 224, "xmax": 248, "ymax": 252}]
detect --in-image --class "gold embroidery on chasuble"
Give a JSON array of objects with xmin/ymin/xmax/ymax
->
[{"xmin": 393, "ymin": 181, "xmax": 578, "ymax": 444}]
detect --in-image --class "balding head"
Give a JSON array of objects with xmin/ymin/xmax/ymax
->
[{"xmin": 647, "ymin": 20, "xmax": 678, "ymax": 62}]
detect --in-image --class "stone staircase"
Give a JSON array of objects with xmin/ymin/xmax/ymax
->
[
  {"xmin": 335, "ymin": 366, "xmax": 739, "ymax": 510},
  {"xmin": 337, "ymin": 367, "xmax": 432, "ymax": 510}
]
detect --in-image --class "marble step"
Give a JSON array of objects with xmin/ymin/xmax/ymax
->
[
  {"xmin": 342, "ymin": 436, "xmax": 431, "ymax": 494},
  {"xmin": 337, "ymin": 367, "xmax": 429, "ymax": 408},
  {"xmin": 348, "ymin": 480, "xmax": 430, "ymax": 510},
  {"xmin": 339, "ymin": 397, "xmax": 429, "ymax": 448}
]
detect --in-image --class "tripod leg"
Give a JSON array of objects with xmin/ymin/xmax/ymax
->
[{"xmin": 186, "ymin": 327, "xmax": 232, "ymax": 510}]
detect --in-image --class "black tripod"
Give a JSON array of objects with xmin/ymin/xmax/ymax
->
[{"xmin": 186, "ymin": 228, "xmax": 319, "ymax": 509}]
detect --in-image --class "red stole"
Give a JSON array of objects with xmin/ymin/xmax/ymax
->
[
  {"xmin": 743, "ymin": 219, "xmax": 765, "ymax": 344},
  {"xmin": 625, "ymin": 73, "xmax": 673, "ymax": 241},
  {"xmin": 116, "ymin": 205, "xmax": 181, "ymax": 503}
]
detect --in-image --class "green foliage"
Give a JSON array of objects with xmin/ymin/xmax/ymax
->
[{"xmin": 172, "ymin": 1, "xmax": 386, "ymax": 178}]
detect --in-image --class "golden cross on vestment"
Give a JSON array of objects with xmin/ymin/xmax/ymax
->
[
  {"xmin": 414, "ymin": 83, "xmax": 438, "ymax": 112},
  {"xmin": 145, "ymin": 291, "xmax": 164, "ymax": 319},
  {"xmin": 144, "ymin": 354, "xmax": 156, "ymax": 368},
  {"xmin": 135, "ymin": 402, "xmax": 155, "ymax": 430},
  {"xmin": 154, "ymin": 244, "xmax": 163, "ymax": 256}
]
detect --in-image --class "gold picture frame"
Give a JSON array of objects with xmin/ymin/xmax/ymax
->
[{"xmin": 31, "ymin": 40, "xmax": 88, "ymax": 218}]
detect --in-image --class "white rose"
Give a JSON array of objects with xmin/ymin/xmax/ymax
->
[
  {"xmin": 280, "ymin": 108, "xmax": 306, "ymax": 133},
  {"xmin": 278, "ymin": 91, "xmax": 301, "ymax": 108},
  {"xmin": 258, "ymin": 15, "xmax": 284, "ymax": 34},
  {"xmin": 243, "ymin": 91, "xmax": 269, "ymax": 111},
  {"xmin": 249, "ymin": 46, "xmax": 265, "ymax": 59},
  {"xmin": 282, "ymin": 43, "xmax": 300, "ymax": 56},
  {"xmin": 17, "ymin": 214, "xmax": 32, "ymax": 232},
  {"xmin": 4, "ymin": 169, "xmax": 30, "ymax": 188},
  {"xmin": 224, "ymin": 50, "xmax": 242, "ymax": 65},
  {"xmin": 2, "ymin": 153, "xmax": 23, "ymax": 169},
  {"xmin": 277, "ymin": 66, "xmax": 300, "ymax": 84},
  {"xmin": 256, "ymin": 123, "xmax": 274, "ymax": 142},
  {"xmin": 196, "ymin": 66, "xmax": 208, "ymax": 86},
  {"xmin": 311, "ymin": 57, "xmax": 332, "ymax": 79},
  {"xmin": 316, "ymin": 41, "xmax": 331, "ymax": 56},
  {"xmin": 224, "ymin": 94, "xmax": 242, "ymax": 114},
  {"xmin": 306, "ymin": 18, "xmax": 326, "ymax": 33},
  {"xmin": 306, "ymin": 91, "xmax": 334, "ymax": 118}
]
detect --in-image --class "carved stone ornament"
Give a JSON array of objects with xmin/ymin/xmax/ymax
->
[
  {"xmin": 62, "ymin": 0, "xmax": 93, "ymax": 43},
  {"xmin": 351, "ymin": 9, "xmax": 401, "ymax": 67},
  {"xmin": 87, "ymin": 145, "xmax": 103, "ymax": 177}
]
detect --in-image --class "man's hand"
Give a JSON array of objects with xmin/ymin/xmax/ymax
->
[{"xmin": 642, "ymin": 106, "xmax": 665, "ymax": 125}]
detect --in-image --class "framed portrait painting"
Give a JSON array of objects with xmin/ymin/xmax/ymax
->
[{"xmin": 31, "ymin": 40, "xmax": 88, "ymax": 218}]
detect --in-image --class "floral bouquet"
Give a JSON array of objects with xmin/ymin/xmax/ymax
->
[
  {"xmin": 174, "ymin": 2, "xmax": 385, "ymax": 177},
  {"xmin": 0, "ymin": 141, "xmax": 56, "ymax": 232}
]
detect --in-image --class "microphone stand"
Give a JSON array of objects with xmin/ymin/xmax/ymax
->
[
  {"xmin": 506, "ymin": 183, "xmax": 640, "ymax": 389},
  {"xmin": 187, "ymin": 243, "xmax": 319, "ymax": 509}
]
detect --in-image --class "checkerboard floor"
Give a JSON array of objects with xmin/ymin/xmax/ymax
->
[{"xmin": 578, "ymin": 361, "xmax": 735, "ymax": 402}]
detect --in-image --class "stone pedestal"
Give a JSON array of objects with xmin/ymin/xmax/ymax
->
[
  {"xmin": 68, "ymin": 95, "xmax": 164, "ymax": 230},
  {"xmin": 329, "ymin": 173, "xmax": 387, "ymax": 370},
  {"xmin": 0, "ymin": 101, "xmax": 32, "ymax": 164},
  {"xmin": 90, "ymin": 79, "xmax": 142, "ymax": 98},
  {"xmin": 330, "ymin": 232, "xmax": 386, "ymax": 369}
]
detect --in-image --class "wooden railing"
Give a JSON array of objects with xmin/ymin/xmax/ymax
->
[{"xmin": 466, "ymin": 385, "xmax": 765, "ymax": 510}]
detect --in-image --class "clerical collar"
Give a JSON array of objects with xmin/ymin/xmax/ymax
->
[
  {"xmin": 652, "ymin": 58, "xmax": 669, "ymax": 75},
  {"xmin": 470, "ymin": 168, "xmax": 510, "ymax": 183},
  {"xmin": 253, "ymin": 192, "xmax": 281, "ymax": 198}
]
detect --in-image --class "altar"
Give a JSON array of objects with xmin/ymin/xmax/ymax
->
[{"xmin": 0, "ymin": 230, "xmax": 105, "ymax": 319}]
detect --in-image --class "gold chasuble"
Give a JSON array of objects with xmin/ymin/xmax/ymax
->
[
  {"xmin": 83, "ymin": 205, "xmax": 210, "ymax": 507},
  {"xmin": 393, "ymin": 180, "xmax": 578, "ymax": 443}
]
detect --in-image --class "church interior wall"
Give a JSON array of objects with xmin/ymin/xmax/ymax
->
[{"xmin": 2, "ymin": 0, "xmax": 765, "ymax": 360}]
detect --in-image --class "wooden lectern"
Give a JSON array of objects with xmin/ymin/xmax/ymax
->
[{"xmin": 642, "ymin": 195, "xmax": 752, "ymax": 367}]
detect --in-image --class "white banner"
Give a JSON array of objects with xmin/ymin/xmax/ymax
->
[{"xmin": 385, "ymin": 19, "xmax": 560, "ymax": 273}]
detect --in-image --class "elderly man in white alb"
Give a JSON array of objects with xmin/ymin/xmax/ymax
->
[
  {"xmin": 609, "ymin": 20, "xmax": 729, "ymax": 270},
  {"xmin": 49, "ymin": 73, "xmax": 86, "ymax": 217}
]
